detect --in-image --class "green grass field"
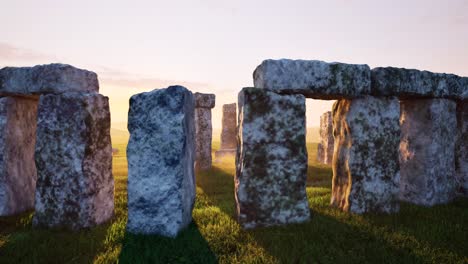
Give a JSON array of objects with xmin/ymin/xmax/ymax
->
[{"xmin": 0, "ymin": 130, "xmax": 467, "ymax": 263}]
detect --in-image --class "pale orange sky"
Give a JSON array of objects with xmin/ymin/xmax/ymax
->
[{"xmin": 1, "ymin": 0, "xmax": 467, "ymax": 129}]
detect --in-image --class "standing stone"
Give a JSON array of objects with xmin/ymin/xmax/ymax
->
[
  {"xmin": 215, "ymin": 103, "xmax": 237, "ymax": 159},
  {"xmin": 33, "ymin": 92, "xmax": 114, "ymax": 230},
  {"xmin": 194, "ymin": 93, "xmax": 215, "ymax": 171},
  {"xmin": 127, "ymin": 86, "xmax": 195, "ymax": 237},
  {"xmin": 0, "ymin": 96, "xmax": 38, "ymax": 216},
  {"xmin": 456, "ymin": 100, "xmax": 467, "ymax": 196},
  {"xmin": 317, "ymin": 111, "xmax": 334, "ymax": 165},
  {"xmin": 236, "ymin": 88, "xmax": 310, "ymax": 228},
  {"xmin": 399, "ymin": 99, "xmax": 457, "ymax": 205},
  {"xmin": 331, "ymin": 96, "xmax": 400, "ymax": 214}
]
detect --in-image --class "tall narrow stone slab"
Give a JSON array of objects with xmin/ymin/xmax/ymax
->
[
  {"xmin": 194, "ymin": 93, "xmax": 215, "ymax": 171},
  {"xmin": 253, "ymin": 59, "xmax": 371, "ymax": 99},
  {"xmin": 236, "ymin": 88, "xmax": 310, "ymax": 229},
  {"xmin": 456, "ymin": 100, "xmax": 467, "ymax": 196},
  {"xmin": 33, "ymin": 92, "xmax": 114, "ymax": 230},
  {"xmin": 127, "ymin": 86, "xmax": 195, "ymax": 237},
  {"xmin": 317, "ymin": 111, "xmax": 334, "ymax": 165},
  {"xmin": 331, "ymin": 96, "xmax": 400, "ymax": 213},
  {"xmin": 215, "ymin": 103, "xmax": 237, "ymax": 159},
  {"xmin": 0, "ymin": 96, "xmax": 38, "ymax": 216},
  {"xmin": 399, "ymin": 99, "xmax": 457, "ymax": 205}
]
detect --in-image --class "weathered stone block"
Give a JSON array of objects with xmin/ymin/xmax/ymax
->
[
  {"xmin": 400, "ymin": 99, "xmax": 457, "ymax": 205},
  {"xmin": 456, "ymin": 100, "xmax": 468, "ymax": 196},
  {"xmin": 371, "ymin": 67, "xmax": 467, "ymax": 100},
  {"xmin": 195, "ymin": 93, "xmax": 215, "ymax": 171},
  {"xmin": 127, "ymin": 86, "xmax": 195, "ymax": 237},
  {"xmin": 215, "ymin": 103, "xmax": 237, "ymax": 160},
  {"xmin": 331, "ymin": 96, "xmax": 400, "ymax": 213},
  {"xmin": 317, "ymin": 111, "xmax": 334, "ymax": 165},
  {"xmin": 253, "ymin": 59, "xmax": 371, "ymax": 99},
  {"xmin": 0, "ymin": 63, "xmax": 99, "ymax": 96},
  {"xmin": 236, "ymin": 88, "xmax": 310, "ymax": 228},
  {"xmin": 33, "ymin": 92, "xmax": 114, "ymax": 230},
  {"xmin": 0, "ymin": 96, "xmax": 38, "ymax": 216}
]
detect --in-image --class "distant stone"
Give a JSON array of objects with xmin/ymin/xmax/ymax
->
[
  {"xmin": 371, "ymin": 67, "xmax": 467, "ymax": 100},
  {"xmin": 331, "ymin": 96, "xmax": 400, "ymax": 213},
  {"xmin": 127, "ymin": 86, "xmax": 195, "ymax": 237},
  {"xmin": 33, "ymin": 92, "xmax": 114, "ymax": 230},
  {"xmin": 0, "ymin": 63, "xmax": 99, "ymax": 96},
  {"xmin": 0, "ymin": 96, "xmax": 38, "ymax": 216},
  {"xmin": 317, "ymin": 111, "xmax": 334, "ymax": 165},
  {"xmin": 399, "ymin": 99, "xmax": 457, "ymax": 205},
  {"xmin": 194, "ymin": 92, "xmax": 215, "ymax": 108},
  {"xmin": 215, "ymin": 103, "xmax": 237, "ymax": 159},
  {"xmin": 236, "ymin": 88, "xmax": 310, "ymax": 228},
  {"xmin": 112, "ymin": 148, "xmax": 119, "ymax": 155},
  {"xmin": 253, "ymin": 59, "xmax": 371, "ymax": 99},
  {"xmin": 456, "ymin": 100, "xmax": 468, "ymax": 196}
]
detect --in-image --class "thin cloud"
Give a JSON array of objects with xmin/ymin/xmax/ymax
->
[{"xmin": 0, "ymin": 42, "xmax": 54, "ymax": 62}]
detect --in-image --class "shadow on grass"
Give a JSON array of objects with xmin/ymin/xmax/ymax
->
[{"xmin": 118, "ymin": 222, "xmax": 217, "ymax": 264}]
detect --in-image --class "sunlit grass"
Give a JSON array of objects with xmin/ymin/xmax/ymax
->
[{"xmin": 0, "ymin": 131, "xmax": 467, "ymax": 263}]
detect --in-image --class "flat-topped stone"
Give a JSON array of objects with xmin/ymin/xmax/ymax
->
[
  {"xmin": 317, "ymin": 111, "xmax": 334, "ymax": 165},
  {"xmin": 194, "ymin": 92, "xmax": 215, "ymax": 108},
  {"xmin": 371, "ymin": 67, "xmax": 467, "ymax": 100},
  {"xmin": 219, "ymin": 103, "xmax": 237, "ymax": 150},
  {"xmin": 253, "ymin": 59, "xmax": 371, "ymax": 99},
  {"xmin": 0, "ymin": 63, "xmax": 99, "ymax": 96}
]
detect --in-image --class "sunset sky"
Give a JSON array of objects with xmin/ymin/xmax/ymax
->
[{"xmin": 1, "ymin": 0, "xmax": 467, "ymax": 129}]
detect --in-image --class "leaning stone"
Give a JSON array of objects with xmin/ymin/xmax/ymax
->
[
  {"xmin": 0, "ymin": 63, "xmax": 99, "ymax": 96},
  {"xmin": 0, "ymin": 96, "xmax": 38, "ymax": 216},
  {"xmin": 127, "ymin": 86, "xmax": 195, "ymax": 237},
  {"xmin": 400, "ymin": 99, "xmax": 457, "ymax": 205},
  {"xmin": 33, "ymin": 92, "xmax": 114, "ymax": 230},
  {"xmin": 236, "ymin": 88, "xmax": 310, "ymax": 228},
  {"xmin": 371, "ymin": 67, "xmax": 466, "ymax": 100},
  {"xmin": 215, "ymin": 103, "xmax": 237, "ymax": 159},
  {"xmin": 194, "ymin": 93, "xmax": 215, "ymax": 171},
  {"xmin": 253, "ymin": 59, "xmax": 371, "ymax": 99},
  {"xmin": 331, "ymin": 96, "xmax": 400, "ymax": 213},
  {"xmin": 317, "ymin": 111, "xmax": 334, "ymax": 165},
  {"xmin": 456, "ymin": 100, "xmax": 468, "ymax": 196}
]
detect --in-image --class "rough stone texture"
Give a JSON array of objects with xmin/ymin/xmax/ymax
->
[
  {"xmin": 33, "ymin": 92, "xmax": 114, "ymax": 230},
  {"xmin": 317, "ymin": 111, "xmax": 334, "ymax": 165},
  {"xmin": 235, "ymin": 88, "xmax": 310, "ymax": 229},
  {"xmin": 194, "ymin": 92, "xmax": 215, "ymax": 108},
  {"xmin": 399, "ymin": 99, "xmax": 457, "ymax": 205},
  {"xmin": 331, "ymin": 96, "xmax": 400, "ymax": 214},
  {"xmin": 253, "ymin": 59, "xmax": 371, "ymax": 99},
  {"xmin": 215, "ymin": 103, "xmax": 237, "ymax": 159},
  {"xmin": 0, "ymin": 63, "xmax": 99, "ymax": 96},
  {"xmin": 0, "ymin": 96, "xmax": 38, "ymax": 216},
  {"xmin": 127, "ymin": 86, "xmax": 195, "ymax": 237},
  {"xmin": 456, "ymin": 100, "xmax": 468, "ymax": 196},
  {"xmin": 372, "ymin": 67, "xmax": 467, "ymax": 100}
]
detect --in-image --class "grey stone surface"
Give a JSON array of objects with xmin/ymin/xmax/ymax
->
[
  {"xmin": 127, "ymin": 85, "xmax": 195, "ymax": 237},
  {"xmin": 0, "ymin": 96, "xmax": 38, "ymax": 216},
  {"xmin": 194, "ymin": 92, "xmax": 215, "ymax": 108},
  {"xmin": 236, "ymin": 88, "xmax": 310, "ymax": 229},
  {"xmin": 317, "ymin": 111, "xmax": 334, "ymax": 165},
  {"xmin": 215, "ymin": 103, "xmax": 237, "ymax": 159},
  {"xmin": 253, "ymin": 59, "xmax": 371, "ymax": 99},
  {"xmin": 33, "ymin": 92, "xmax": 114, "ymax": 230},
  {"xmin": 371, "ymin": 67, "xmax": 467, "ymax": 100},
  {"xmin": 456, "ymin": 100, "xmax": 468, "ymax": 196},
  {"xmin": 0, "ymin": 63, "xmax": 99, "ymax": 96},
  {"xmin": 194, "ymin": 93, "xmax": 215, "ymax": 171},
  {"xmin": 331, "ymin": 96, "xmax": 400, "ymax": 214},
  {"xmin": 399, "ymin": 99, "xmax": 457, "ymax": 205}
]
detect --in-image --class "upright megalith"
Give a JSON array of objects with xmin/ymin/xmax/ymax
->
[
  {"xmin": 33, "ymin": 92, "xmax": 114, "ymax": 230},
  {"xmin": 215, "ymin": 103, "xmax": 237, "ymax": 159},
  {"xmin": 456, "ymin": 100, "xmax": 467, "ymax": 196},
  {"xmin": 194, "ymin": 93, "xmax": 215, "ymax": 171},
  {"xmin": 331, "ymin": 96, "xmax": 400, "ymax": 213},
  {"xmin": 236, "ymin": 88, "xmax": 310, "ymax": 228},
  {"xmin": 317, "ymin": 111, "xmax": 334, "ymax": 165},
  {"xmin": 399, "ymin": 99, "xmax": 457, "ymax": 205},
  {"xmin": 127, "ymin": 86, "xmax": 196, "ymax": 237},
  {"xmin": 0, "ymin": 96, "xmax": 38, "ymax": 216}
]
